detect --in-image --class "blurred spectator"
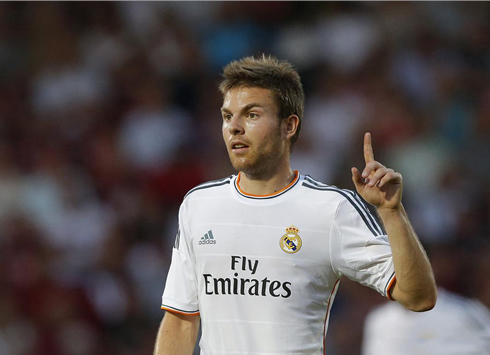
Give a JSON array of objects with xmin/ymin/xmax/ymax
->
[
  {"xmin": 0, "ymin": 144, "xmax": 23, "ymax": 227},
  {"xmin": 292, "ymin": 70, "xmax": 369, "ymax": 183},
  {"xmin": 316, "ymin": 11, "xmax": 382, "ymax": 73},
  {"xmin": 117, "ymin": 76, "xmax": 190, "ymax": 173},
  {"xmin": 0, "ymin": 2, "xmax": 489, "ymax": 354}
]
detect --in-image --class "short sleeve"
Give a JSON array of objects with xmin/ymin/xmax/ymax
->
[
  {"xmin": 161, "ymin": 203, "xmax": 200, "ymax": 315},
  {"xmin": 330, "ymin": 196, "xmax": 396, "ymax": 298}
]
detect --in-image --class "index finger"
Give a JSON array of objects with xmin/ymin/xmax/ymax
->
[{"xmin": 364, "ymin": 132, "xmax": 374, "ymax": 163}]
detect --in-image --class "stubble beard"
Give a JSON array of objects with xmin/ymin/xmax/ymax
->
[{"xmin": 228, "ymin": 135, "xmax": 284, "ymax": 180}]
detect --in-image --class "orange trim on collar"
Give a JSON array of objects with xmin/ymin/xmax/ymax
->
[{"xmin": 236, "ymin": 171, "xmax": 299, "ymax": 197}]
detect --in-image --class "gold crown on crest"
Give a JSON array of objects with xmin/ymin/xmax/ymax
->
[{"xmin": 285, "ymin": 225, "xmax": 299, "ymax": 234}]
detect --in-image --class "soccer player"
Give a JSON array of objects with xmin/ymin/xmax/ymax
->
[
  {"xmin": 362, "ymin": 287, "xmax": 490, "ymax": 355},
  {"xmin": 153, "ymin": 55, "xmax": 437, "ymax": 354}
]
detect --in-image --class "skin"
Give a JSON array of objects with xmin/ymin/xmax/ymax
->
[
  {"xmin": 352, "ymin": 133, "xmax": 437, "ymax": 311},
  {"xmin": 154, "ymin": 312, "xmax": 200, "ymax": 355},
  {"xmin": 221, "ymin": 86, "xmax": 300, "ymax": 195},
  {"xmin": 154, "ymin": 87, "xmax": 437, "ymax": 354}
]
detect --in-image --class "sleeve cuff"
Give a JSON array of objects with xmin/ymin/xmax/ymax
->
[
  {"xmin": 161, "ymin": 304, "xmax": 200, "ymax": 316},
  {"xmin": 161, "ymin": 297, "xmax": 199, "ymax": 315},
  {"xmin": 385, "ymin": 272, "xmax": 396, "ymax": 301}
]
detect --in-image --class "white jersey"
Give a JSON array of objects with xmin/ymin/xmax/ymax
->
[
  {"xmin": 162, "ymin": 172, "xmax": 396, "ymax": 354},
  {"xmin": 362, "ymin": 288, "xmax": 490, "ymax": 355}
]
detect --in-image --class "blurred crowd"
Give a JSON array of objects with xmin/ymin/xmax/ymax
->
[{"xmin": 0, "ymin": 2, "xmax": 488, "ymax": 355}]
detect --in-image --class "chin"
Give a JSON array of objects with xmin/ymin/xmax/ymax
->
[
  {"xmin": 231, "ymin": 159, "xmax": 275, "ymax": 179},
  {"xmin": 227, "ymin": 153, "xmax": 251, "ymax": 171},
  {"xmin": 228, "ymin": 148, "xmax": 278, "ymax": 177},
  {"xmin": 230, "ymin": 158, "xmax": 252, "ymax": 172}
]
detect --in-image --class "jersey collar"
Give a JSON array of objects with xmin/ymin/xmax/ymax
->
[{"xmin": 234, "ymin": 170, "xmax": 300, "ymax": 200}]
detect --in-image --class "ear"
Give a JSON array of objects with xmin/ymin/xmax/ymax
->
[{"xmin": 282, "ymin": 115, "xmax": 300, "ymax": 140}]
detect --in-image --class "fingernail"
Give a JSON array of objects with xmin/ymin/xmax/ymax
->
[
  {"xmin": 364, "ymin": 178, "xmax": 370, "ymax": 184},
  {"xmin": 362, "ymin": 171, "xmax": 368, "ymax": 178}
]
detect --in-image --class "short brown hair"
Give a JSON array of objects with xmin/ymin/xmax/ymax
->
[{"xmin": 219, "ymin": 54, "xmax": 304, "ymax": 150}]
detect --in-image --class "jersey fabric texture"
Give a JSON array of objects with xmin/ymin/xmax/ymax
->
[
  {"xmin": 362, "ymin": 288, "xmax": 490, "ymax": 355},
  {"xmin": 161, "ymin": 172, "xmax": 396, "ymax": 354}
]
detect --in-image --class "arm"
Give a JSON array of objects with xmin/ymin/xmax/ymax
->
[
  {"xmin": 351, "ymin": 133, "xmax": 437, "ymax": 312},
  {"xmin": 154, "ymin": 311, "xmax": 200, "ymax": 355},
  {"xmin": 377, "ymin": 205, "xmax": 436, "ymax": 311}
]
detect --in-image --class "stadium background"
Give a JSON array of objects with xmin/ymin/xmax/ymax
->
[{"xmin": 0, "ymin": 2, "xmax": 489, "ymax": 354}]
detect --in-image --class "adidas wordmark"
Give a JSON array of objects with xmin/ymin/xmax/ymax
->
[{"xmin": 199, "ymin": 230, "xmax": 216, "ymax": 245}]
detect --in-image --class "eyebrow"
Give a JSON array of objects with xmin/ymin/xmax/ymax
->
[{"xmin": 220, "ymin": 103, "xmax": 265, "ymax": 115}]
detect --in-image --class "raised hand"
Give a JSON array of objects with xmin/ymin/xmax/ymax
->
[{"xmin": 351, "ymin": 133, "xmax": 403, "ymax": 212}]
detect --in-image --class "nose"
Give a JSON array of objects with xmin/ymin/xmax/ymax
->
[{"xmin": 228, "ymin": 116, "xmax": 245, "ymax": 136}]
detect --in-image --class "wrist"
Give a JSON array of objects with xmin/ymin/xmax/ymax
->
[{"xmin": 377, "ymin": 204, "xmax": 404, "ymax": 218}]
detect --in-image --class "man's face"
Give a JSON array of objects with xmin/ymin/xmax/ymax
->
[{"xmin": 221, "ymin": 87, "xmax": 288, "ymax": 178}]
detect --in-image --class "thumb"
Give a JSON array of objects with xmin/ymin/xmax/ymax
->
[{"xmin": 351, "ymin": 167, "xmax": 364, "ymax": 188}]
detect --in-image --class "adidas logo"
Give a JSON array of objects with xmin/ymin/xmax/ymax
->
[{"xmin": 199, "ymin": 230, "xmax": 216, "ymax": 245}]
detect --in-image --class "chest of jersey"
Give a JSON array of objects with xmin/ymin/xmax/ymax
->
[
  {"xmin": 186, "ymin": 195, "xmax": 339, "ymax": 321},
  {"xmin": 188, "ymin": 195, "xmax": 335, "ymax": 256}
]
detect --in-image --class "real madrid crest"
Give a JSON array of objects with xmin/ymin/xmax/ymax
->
[{"xmin": 280, "ymin": 225, "xmax": 302, "ymax": 254}]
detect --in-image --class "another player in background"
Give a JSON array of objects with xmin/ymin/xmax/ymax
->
[
  {"xmin": 154, "ymin": 55, "xmax": 437, "ymax": 354},
  {"xmin": 362, "ymin": 246, "xmax": 490, "ymax": 355},
  {"xmin": 362, "ymin": 287, "xmax": 490, "ymax": 355}
]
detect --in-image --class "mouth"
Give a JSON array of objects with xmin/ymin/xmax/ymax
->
[{"xmin": 231, "ymin": 142, "xmax": 250, "ymax": 153}]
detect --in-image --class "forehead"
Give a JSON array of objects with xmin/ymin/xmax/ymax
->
[{"xmin": 222, "ymin": 87, "xmax": 276, "ymax": 110}]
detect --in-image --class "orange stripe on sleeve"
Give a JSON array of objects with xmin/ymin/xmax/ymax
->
[
  {"xmin": 161, "ymin": 306, "xmax": 200, "ymax": 316},
  {"xmin": 386, "ymin": 274, "xmax": 397, "ymax": 301}
]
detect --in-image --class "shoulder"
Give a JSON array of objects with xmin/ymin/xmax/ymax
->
[
  {"xmin": 183, "ymin": 175, "xmax": 235, "ymax": 201},
  {"xmin": 301, "ymin": 174, "xmax": 360, "ymax": 205},
  {"xmin": 302, "ymin": 174, "xmax": 385, "ymax": 236}
]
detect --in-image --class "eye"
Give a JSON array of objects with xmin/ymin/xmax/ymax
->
[
  {"xmin": 247, "ymin": 112, "xmax": 258, "ymax": 119},
  {"xmin": 222, "ymin": 113, "xmax": 232, "ymax": 121}
]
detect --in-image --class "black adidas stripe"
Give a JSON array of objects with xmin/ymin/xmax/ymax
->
[
  {"xmin": 302, "ymin": 180, "xmax": 381, "ymax": 237},
  {"xmin": 184, "ymin": 176, "xmax": 233, "ymax": 199},
  {"xmin": 347, "ymin": 190, "xmax": 384, "ymax": 235},
  {"xmin": 303, "ymin": 176, "xmax": 384, "ymax": 235},
  {"xmin": 384, "ymin": 271, "xmax": 396, "ymax": 295},
  {"xmin": 174, "ymin": 228, "xmax": 180, "ymax": 250}
]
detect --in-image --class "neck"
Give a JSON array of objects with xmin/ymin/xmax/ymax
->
[{"xmin": 238, "ymin": 163, "xmax": 296, "ymax": 196}]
